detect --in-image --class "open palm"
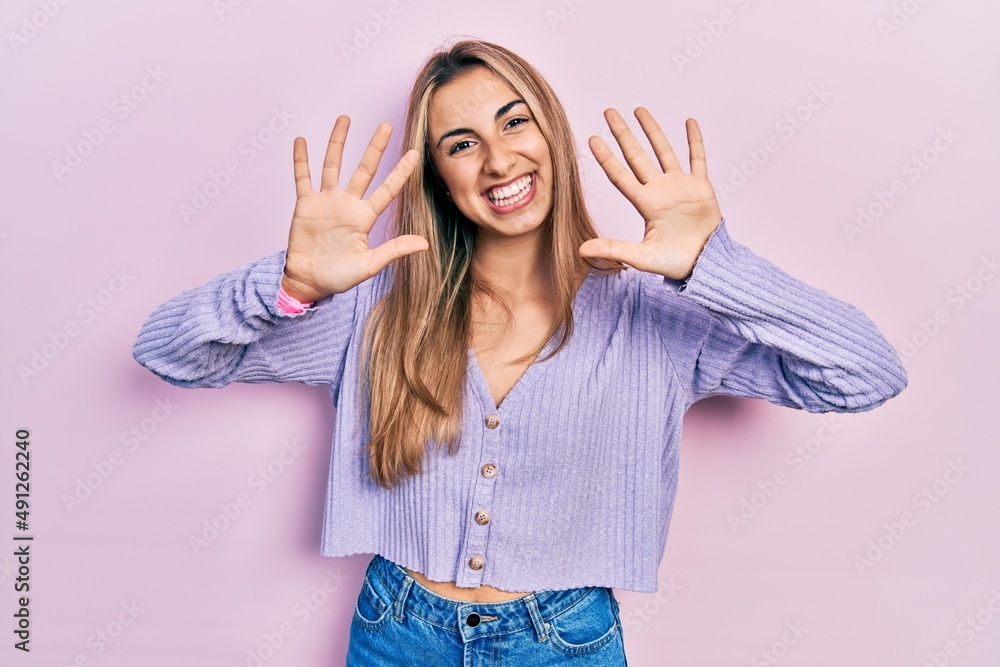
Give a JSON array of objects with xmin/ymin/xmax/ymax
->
[
  {"xmin": 281, "ymin": 116, "xmax": 427, "ymax": 302},
  {"xmin": 579, "ymin": 109, "xmax": 723, "ymax": 281}
]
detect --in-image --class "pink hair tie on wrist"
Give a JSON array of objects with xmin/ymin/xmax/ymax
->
[{"xmin": 276, "ymin": 285, "xmax": 314, "ymax": 314}]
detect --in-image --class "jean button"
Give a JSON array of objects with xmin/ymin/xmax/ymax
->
[{"xmin": 466, "ymin": 612, "xmax": 481, "ymax": 627}]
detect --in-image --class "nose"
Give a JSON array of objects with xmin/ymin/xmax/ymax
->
[{"xmin": 483, "ymin": 142, "xmax": 516, "ymax": 177}]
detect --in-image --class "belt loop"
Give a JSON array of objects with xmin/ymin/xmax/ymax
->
[
  {"xmin": 394, "ymin": 574, "xmax": 414, "ymax": 622},
  {"xmin": 522, "ymin": 593, "xmax": 549, "ymax": 642}
]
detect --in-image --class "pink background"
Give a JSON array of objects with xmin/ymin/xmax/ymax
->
[{"xmin": 3, "ymin": 1, "xmax": 999, "ymax": 665}]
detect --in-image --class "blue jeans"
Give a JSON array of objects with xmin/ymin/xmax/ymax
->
[{"xmin": 345, "ymin": 553, "xmax": 629, "ymax": 666}]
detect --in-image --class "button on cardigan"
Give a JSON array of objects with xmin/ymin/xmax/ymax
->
[{"xmin": 131, "ymin": 219, "xmax": 908, "ymax": 593}]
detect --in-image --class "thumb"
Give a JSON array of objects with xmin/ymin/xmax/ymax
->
[
  {"xmin": 579, "ymin": 238, "xmax": 642, "ymax": 267},
  {"xmin": 368, "ymin": 234, "xmax": 429, "ymax": 276}
]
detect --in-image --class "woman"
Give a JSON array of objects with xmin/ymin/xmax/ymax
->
[{"xmin": 132, "ymin": 39, "xmax": 908, "ymax": 665}]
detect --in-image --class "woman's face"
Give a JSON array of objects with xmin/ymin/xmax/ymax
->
[{"xmin": 427, "ymin": 66, "xmax": 554, "ymax": 239}]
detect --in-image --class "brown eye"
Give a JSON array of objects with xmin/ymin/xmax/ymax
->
[{"xmin": 449, "ymin": 139, "xmax": 473, "ymax": 155}]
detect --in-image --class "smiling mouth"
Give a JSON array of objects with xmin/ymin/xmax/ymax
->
[{"xmin": 482, "ymin": 173, "xmax": 535, "ymax": 211}]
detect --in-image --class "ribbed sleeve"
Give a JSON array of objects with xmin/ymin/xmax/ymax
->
[
  {"xmin": 649, "ymin": 219, "xmax": 908, "ymax": 412},
  {"xmin": 131, "ymin": 249, "xmax": 360, "ymax": 391}
]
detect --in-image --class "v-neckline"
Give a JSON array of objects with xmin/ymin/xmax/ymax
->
[{"xmin": 466, "ymin": 269, "xmax": 599, "ymax": 414}]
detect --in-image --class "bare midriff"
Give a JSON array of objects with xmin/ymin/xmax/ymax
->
[{"xmin": 404, "ymin": 567, "xmax": 532, "ymax": 602}]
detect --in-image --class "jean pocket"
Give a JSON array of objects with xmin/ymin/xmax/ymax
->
[
  {"xmin": 545, "ymin": 587, "xmax": 621, "ymax": 655},
  {"xmin": 353, "ymin": 572, "xmax": 393, "ymax": 631}
]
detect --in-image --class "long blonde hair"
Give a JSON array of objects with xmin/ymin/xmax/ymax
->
[{"xmin": 357, "ymin": 38, "xmax": 625, "ymax": 488}]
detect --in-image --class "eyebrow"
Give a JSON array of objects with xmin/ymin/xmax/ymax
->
[{"xmin": 435, "ymin": 99, "xmax": 527, "ymax": 149}]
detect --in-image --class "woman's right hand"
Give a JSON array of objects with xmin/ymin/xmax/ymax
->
[{"xmin": 280, "ymin": 116, "xmax": 427, "ymax": 303}]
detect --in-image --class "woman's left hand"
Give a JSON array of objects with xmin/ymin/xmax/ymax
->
[{"xmin": 579, "ymin": 108, "xmax": 723, "ymax": 281}]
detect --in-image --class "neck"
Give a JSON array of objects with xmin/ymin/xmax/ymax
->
[{"xmin": 472, "ymin": 228, "xmax": 554, "ymax": 302}]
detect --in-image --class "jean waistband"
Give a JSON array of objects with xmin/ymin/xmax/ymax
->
[{"xmin": 367, "ymin": 553, "xmax": 601, "ymax": 640}]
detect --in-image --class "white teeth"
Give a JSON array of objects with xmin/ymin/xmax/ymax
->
[{"xmin": 487, "ymin": 174, "xmax": 533, "ymax": 205}]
